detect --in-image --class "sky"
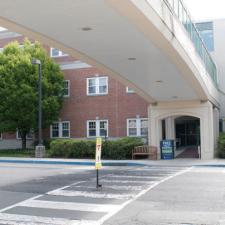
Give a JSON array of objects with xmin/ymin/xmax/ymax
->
[{"xmin": 183, "ymin": 0, "xmax": 225, "ymax": 21}]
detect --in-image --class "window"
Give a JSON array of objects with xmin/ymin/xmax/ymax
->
[
  {"xmin": 87, "ymin": 120, "xmax": 108, "ymax": 138},
  {"xmin": 195, "ymin": 22, "xmax": 214, "ymax": 52},
  {"xmin": 0, "ymin": 133, "xmax": 2, "ymax": 140},
  {"xmin": 100, "ymin": 120, "xmax": 108, "ymax": 137},
  {"xmin": 88, "ymin": 121, "xmax": 96, "ymax": 137},
  {"xmin": 50, "ymin": 48, "xmax": 68, "ymax": 57},
  {"xmin": 87, "ymin": 77, "xmax": 108, "ymax": 95},
  {"xmin": 127, "ymin": 119, "xmax": 137, "ymax": 136},
  {"xmin": 63, "ymin": 80, "xmax": 70, "ymax": 97},
  {"xmin": 140, "ymin": 119, "xmax": 148, "ymax": 136},
  {"xmin": 51, "ymin": 123, "xmax": 59, "ymax": 138},
  {"xmin": 16, "ymin": 130, "xmax": 33, "ymax": 139},
  {"xmin": 127, "ymin": 118, "xmax": 148, "ymax": 137},
  {"xmin": 50, "ymin": 121, "xmax": 70, "ymax": 138},
  {"xmin": 126, "ymin": 86, "xmax": 135, "ymax": 93}
]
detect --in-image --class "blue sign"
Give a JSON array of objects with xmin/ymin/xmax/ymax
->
[{"xmin": 160, "ymin": 140, "xmax": 174, "ymax": 160}]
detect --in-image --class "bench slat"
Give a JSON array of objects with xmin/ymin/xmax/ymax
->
[{"xmin": 132, "ymin": 145, "xmax": 157, "ymax": 160}]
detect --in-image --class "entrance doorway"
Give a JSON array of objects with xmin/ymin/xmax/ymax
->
[{"xmin": 175, "ymin": 116, "xmax": 200, "ymax": 158}]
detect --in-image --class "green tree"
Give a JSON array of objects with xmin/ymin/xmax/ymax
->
[{"xmin": 0, "ymin": 39, "xmax": 64, "ymax": 149}]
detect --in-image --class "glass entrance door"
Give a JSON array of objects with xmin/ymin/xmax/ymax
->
[{"xmin": 175, "ymin": 117, "xmax": 200, "ymax": 147}]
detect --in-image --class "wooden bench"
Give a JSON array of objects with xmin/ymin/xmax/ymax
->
[{"xmin": 132, "ymin": 145, "xmax": 157, "ymax": 160}]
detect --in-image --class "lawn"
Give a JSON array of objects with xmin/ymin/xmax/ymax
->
[{"xmin": 0, "ymin": 149, "xmax": 35, "ymax": 157}]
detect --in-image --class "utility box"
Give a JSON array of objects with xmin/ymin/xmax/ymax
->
[
  {"xmin": 35, "ymin": 145, "xmax": 46, "ymax": 158},
  {"xmin": 160, "ymin": 140, "xmax": 174, "ymax": 160}
]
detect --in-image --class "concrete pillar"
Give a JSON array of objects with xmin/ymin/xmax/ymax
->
[
  {"xmin": 165, "ymin": 117, "xmax": 175, "ymax": 140},
  {"xmin": 148, "ymin": 100, "xmax": 216, "ymax": 160}
]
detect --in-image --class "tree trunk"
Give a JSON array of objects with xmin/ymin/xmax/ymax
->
[{"xmin": 21, "ymin": 136, "xmax": 27, "ymax": 150}]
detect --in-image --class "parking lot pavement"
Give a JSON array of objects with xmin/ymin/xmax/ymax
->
[{"xmin": 0, "ymin": 163, "xmax": 188, "ymax": 224}]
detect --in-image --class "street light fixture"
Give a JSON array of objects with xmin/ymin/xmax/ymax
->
[{"xmin": 32, "ymin": 59, "xmax": 45, "ymax": 157}]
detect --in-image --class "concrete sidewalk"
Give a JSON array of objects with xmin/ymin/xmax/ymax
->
[{"xmin": 0, "ymin": 157, "xmax": 225, "ymax": 167}]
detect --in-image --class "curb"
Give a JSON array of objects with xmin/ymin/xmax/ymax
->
[
  {"xmin": 194, "ymin": 164, "xmax": 225, "ymax": 168},
  {"xmin": 0, "ymin": 158, "xmax": 145, "ymax": 167}
]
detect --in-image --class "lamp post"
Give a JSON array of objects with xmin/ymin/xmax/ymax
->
[
  {"xmin": 32, "ymin": 59, "xmax": 45, "ymax": 157},
  {"xmin": 104, "ymin": 122, "xmax": 107, "ymax": 142}
]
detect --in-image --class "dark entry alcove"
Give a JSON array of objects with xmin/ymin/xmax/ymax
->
[{"xmin": 175, "ymin": 116, "xmax": 200, "ymax": 147}]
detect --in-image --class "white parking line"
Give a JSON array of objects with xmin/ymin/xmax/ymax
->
[{"xmin": 19, "ymin": 199, "xmax": 118, "ymax": 213}]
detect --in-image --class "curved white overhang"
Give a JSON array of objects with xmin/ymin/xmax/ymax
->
[{"xmin": 0, "ymin": 0, "xmax": 219, "ymax": 106}]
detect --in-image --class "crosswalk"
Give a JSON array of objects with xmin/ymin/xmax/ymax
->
[{"xmin": 0, "ymin": 166, "xmax": 190, "ymax": 225}]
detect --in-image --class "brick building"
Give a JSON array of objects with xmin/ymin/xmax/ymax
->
[{"xmin": 0, "ymin": 30, "xmax": 149, "ymax": 149}]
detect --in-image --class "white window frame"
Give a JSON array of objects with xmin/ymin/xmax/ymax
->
[
  {"xmin": 140, "ymin": 118, "xmax": 149, "ymax": 137},
  {"xmin": 127, "ymin": 118, "xmax": 148, "ymax": 137},
  {"xmin": 61, "ymin": 121, "xmax": 70, "ymax": 138},
  {"xmin": 50, "ymin": 47, "xmax": 68, "ymax": 58},
  {"xmin": 50, "ymin": 121, "xmax": 70, "ymax": 138},
  {"xmin": 126, "ymin": 86, "xmax": 135, "ymax": 93},
  {"xmin": 86, "ymin": 76, "xmax": 108, "ymax": 96},
  {"xmin": 16, "ymin": 130, "xmax": 33, "ymax": 140},
  {"xmin": 63, "ymin": 80, "xmax": 70, "ymax": 97},
  {"xmin": 87, "ymin": 120, "xmax": 108, "ymax": 138}
]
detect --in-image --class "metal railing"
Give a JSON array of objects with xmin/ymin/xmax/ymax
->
[
  {"xmin": 147, "ymin": 0, "xmax": 218, "ymax": 86},
  {"xmin": 166, "ymin": 0, "xmax": 218, "ymax": 86}
]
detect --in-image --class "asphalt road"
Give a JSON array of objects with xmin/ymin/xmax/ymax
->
[
  {"xmin": 0, "ymin": 162, "xmax": 225, "ymax": 225},
  {"xmin": 104, "ymin": 166, "xmax": 225, "ymax": 225}
]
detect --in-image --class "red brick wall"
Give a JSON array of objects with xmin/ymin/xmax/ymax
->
[
  {"xmin": 2, "ymin": 132, "xmax": 16, "ymax": 139},
  {"xmin": 42, "ymin": 67, "xmax": 148, "ymax": 139},
  {"xmin": 0, "ymin": 35, "xmax": 25, "ymax": 46}
]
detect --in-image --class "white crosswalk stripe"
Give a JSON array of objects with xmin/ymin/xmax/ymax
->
[
  {"xmin": 48, "ymin": 189, "xmax": 136, "ymax": 200},
  {"xmin": 0, "ymin": 213, "xmax": 97, "ymax": 225},
  {"xmin": 99, "ymin": 179, "xmax": 154, "ymax": 184},
  {"xmin": 0, "ymin": 166, "xmax": 190, "ymax": 225},
  {"xmin": 18, "ymin": 199, "xmax": 118, "ymax": 213},
  {"xmin": 74, "ymin": 184, "xmax": 144, "ymax": 191},
  {"xmin": 107, "ymin": 174, "xmax": 163, "ymax": 179},
  {"xmin": 136, "ymin": 167, "xmax": 186, "ymax": 171}
]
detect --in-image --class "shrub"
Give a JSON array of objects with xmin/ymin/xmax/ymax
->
[
  {"xmin": 218, "ymin": 132, "xmax": 225, "ymax": 158},
  {"xmin": 49, "ymin": 139, "xmax": 96, "ymax": 158},
  {"xmin": 49, "ymin": 137, "xmax": 144, "ymax": 159},
  {"xmin": 102, "ymin": 137, "xmax": 144, "ymax": 159}
]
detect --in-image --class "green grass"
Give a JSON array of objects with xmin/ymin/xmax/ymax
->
[{"xmin": 0, "ymin": 149, "xmax": 35, "ymax": 157}]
